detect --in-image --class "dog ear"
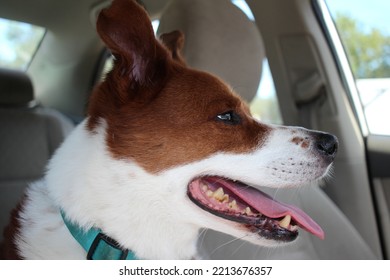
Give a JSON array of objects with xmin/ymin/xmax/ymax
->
[
  {"xmin": 96, "ymin": 0, "xmax": 169, "ymax": 88},
  {"xmin": 160, "ymin": 31, "xmax": 186, "ymax": 66}
]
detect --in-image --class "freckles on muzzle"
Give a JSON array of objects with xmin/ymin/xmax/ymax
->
[{"xmin": 289, "ymin": 130, "xmax": 338, "ymax": 165}]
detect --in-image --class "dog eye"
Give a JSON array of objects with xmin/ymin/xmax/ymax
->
[{"xmin": 216, "ymin": 111, "xmax": 241, "ymax": 125}]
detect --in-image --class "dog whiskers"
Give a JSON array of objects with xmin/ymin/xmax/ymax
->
[
  {"xmin": 197, "ymin": 228, "xmax": 209, "ymax": 250},
  {"xmin": 230, "ymin": 238, "xmax": 248, "ymax": 257},
  {"xmin": 208, "ymin": 232, "xmax": 252, "ymax": 258}
]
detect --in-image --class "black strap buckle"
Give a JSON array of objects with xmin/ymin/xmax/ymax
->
[{"xmin": 87, "ymin": 233, "xmax": 129, "ymax": 260}]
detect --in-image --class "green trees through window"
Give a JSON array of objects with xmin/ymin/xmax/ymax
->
[
  {"xmin": 326, "ymin": 0, "xmax": 390, "ymax": 135},
  {"xmin": 334, "ymin": 13, "xmax": 390, "ymax": 79}
]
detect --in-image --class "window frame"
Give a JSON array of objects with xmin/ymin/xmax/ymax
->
[{"xmin": 312, "ymin": 0, "xmax": 369, "ymax": 136}]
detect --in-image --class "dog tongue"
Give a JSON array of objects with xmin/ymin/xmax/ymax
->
[{"xmin": 204, "ymin": 177, "xmax": 324, "ymax": 239}]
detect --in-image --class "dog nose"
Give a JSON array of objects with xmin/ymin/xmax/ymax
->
[{"xmin": 314, "ymin": 132, "xmax": 338, "ymax": 161}]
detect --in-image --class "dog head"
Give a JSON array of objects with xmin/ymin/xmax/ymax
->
[{"xmin": 87, "ymin": 0, "xmax": 338, "ymax": 250}]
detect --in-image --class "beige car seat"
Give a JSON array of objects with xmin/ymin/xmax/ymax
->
[{"xmin": 0, "ymin": 68, "xmax": 74, "ymax": 244}]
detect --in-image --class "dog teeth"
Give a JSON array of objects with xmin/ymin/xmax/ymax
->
[
  {"xmin": 201, "ymin": 182, "xmax": 208, "ymax": 192},
  {"xmin": 205, "ymin": 190, "xmax": 214, "ymax": 197},
  {"xmin": 200, "ymin": 184, "xmax": 241, "ymax": 211},
  {"xmin": 279, "ymin": 215, "xmax": 291, "ymax": 229},
  {"xmin": 222, "ymin": 194, "xmax": 229, "ymax": 203},
  {"xmin": 245, "ymin": 207, "xmax": 253, "ymax": 216},
  {"xmin": 213, "ymin": 187, "xmax": 225, "ymax": 201},
  {"xmin": 228, "ymin": 200, "xmax": 238, "ymax": 210},
  {"xmin": 198, "ymin": 182, "xmax": 261, "ymax": 217},
  {"xmin": 290, "ymin": 225, "xmax": 298, "ymax": 231}
]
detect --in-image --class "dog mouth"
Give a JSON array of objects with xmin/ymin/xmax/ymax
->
[{"xmin": 187, "ymin": 176, "xmax": 324, "ymax": 242}]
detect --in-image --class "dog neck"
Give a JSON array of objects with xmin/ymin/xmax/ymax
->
[{"xmin": 17, "ymin": 120, "xmax": 200, "ymax": 259}]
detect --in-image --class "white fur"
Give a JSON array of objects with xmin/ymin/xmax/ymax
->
[{"xmin": 17, "ymin": 119, "xmax": 330, "ymax": 259}]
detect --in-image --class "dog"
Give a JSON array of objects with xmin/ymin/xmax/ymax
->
[{"xmin": 2, "ymin": 0, "xmax": 338, "ymax": 259}]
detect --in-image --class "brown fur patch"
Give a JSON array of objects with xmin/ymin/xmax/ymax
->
[
  {"xmin": 159, "ymin": 30, "xmax": 186, "ymax": 66},
  {"xmin": 105, "ymin": 68, "xmax": 270, "ymax": 173},
  {"xmin": 0, "ymin": 197, "xmax": 24, "ymax": 260}
]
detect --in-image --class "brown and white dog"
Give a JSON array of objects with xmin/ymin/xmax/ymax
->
[{"xmin": 2, "ymin": 0, "xmax": 338, "ymax": 259}]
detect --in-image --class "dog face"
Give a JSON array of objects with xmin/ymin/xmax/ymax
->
[{"xmin": 88, "ymin": 0, "xmax": 338, "ymax": 248}]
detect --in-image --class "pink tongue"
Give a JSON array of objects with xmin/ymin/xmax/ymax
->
[{"xmin": 204, "ymin": 177, "xmax": 324, "ymax": 239}]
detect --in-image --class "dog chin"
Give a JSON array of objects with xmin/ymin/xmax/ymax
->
[
  {"xmin": 313, "ymin": 162, "xmax": 334, "ymax": 188},
  {"xmin": 280, "ymin": 162, "xmax": 334, "ymax": 189}
]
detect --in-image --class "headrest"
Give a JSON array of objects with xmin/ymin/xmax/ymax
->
[
  {"xmin": 0, "ymin": 68, "xmax": 34, "ymax": 107},
  {"xmin": 157, "ymin": 0, "xmax": 264, "ymax": 102}
]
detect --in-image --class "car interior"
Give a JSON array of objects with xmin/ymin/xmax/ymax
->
[{"xmin": 0, "ymin": 0, "xmax": 389, "ymax": 259}]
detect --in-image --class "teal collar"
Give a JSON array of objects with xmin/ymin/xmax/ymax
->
[{"xmin": 61, "ymin": 211, "xmax": 138, "ymax": 260}]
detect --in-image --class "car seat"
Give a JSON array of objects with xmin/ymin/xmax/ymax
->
[{"xmin": 0, "ymin": 68, "xmax": 74, "ymax": 244}]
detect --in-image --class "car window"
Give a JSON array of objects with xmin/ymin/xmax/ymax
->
[
  {"xmin": 250, "ymin": 59, "xmax": 282, "ymax": 125},
  {"xmin": 0, "ymin": 18, "xmax": 45, "ymax": 71},
  {"xmin": 325, "ymin": 0, "xmax": 390, "ymax": 135}
]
